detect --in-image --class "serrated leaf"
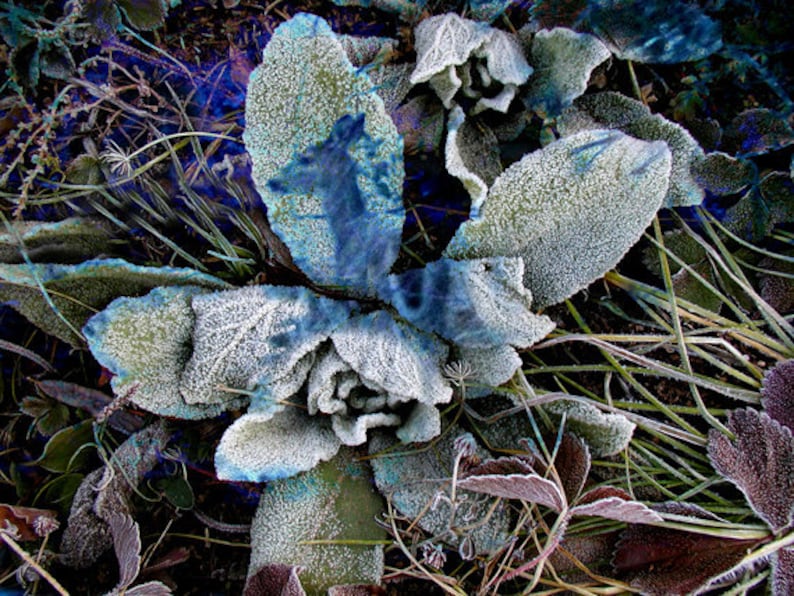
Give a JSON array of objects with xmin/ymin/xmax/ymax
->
[
  {"xmin": 244, "ymin": 14, "xmax": 403, "ymax": 296},
  {"xmin": 707, "ymin": 408, "xmax": 794, "ymax": 532},
  {"xmin": 772, "ymin": 548, "xmax": 794, "ymax": 595},
  {"xmin": 523, "ymin": 27, "xmax": 610, "ymax": 119},
  {"xmin": 445, "ymin": 129, "xmax": 671, "ymax": 307},
  {"xmin": 761, "ymin": 360, "xmax": 794, "ymax": 432},
  {"xmin": 379, "ymin": 257, "xmax": 554, "ymax": 350},
  {"xmin": 457, "ymin": 472, "xmax": 566, "ymax": 511},
  {"xmin": 31, "ymin": 418, "xmax": 94, "ymax": 473},
  {"xmin": 38, "ymin": 38, "xmax": 75, "ymax": 80},
  {"xmin": 613, "ymin": 502, "xmax": 759, "ymax": 596},
  {"xmin": 0, "ymin": 258, "xmax": 228, "ymax": 346},
  {"xmin": 108, "ymin": 513, "xmax": 142, "ymax": 590},
  {"xmin": 247, "ymin": 448, "xmax": 385, "ymax": 594}
]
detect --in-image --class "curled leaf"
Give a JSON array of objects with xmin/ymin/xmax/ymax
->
[{"xmin": 457, "ymin": 472, "xmax": 566, "ymax": 511}]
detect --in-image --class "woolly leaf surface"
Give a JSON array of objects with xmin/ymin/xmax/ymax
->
[
  {"xmin": 455, "ymin": 344, "xmax": 522, "ymax": 390},
  {"xmin": 369, "ymin": 428, "xmax": 512, "ymax": 554},
  {"xmin": 215, "ymin": 407, "xmax": 342, "ymax": 482},
  {"xmin": 410, "ymin": 14, "xmax": 490, "ymax": 86},
  {"xmin": 443, "ymin": 106, "xmax": 502, "ymax": 218},
  {"xmin": 761, "ymin": 360, "xmax": 794, "ymax": 433},
  {"xmin": 182, "ymin": 285, "xmax": 353, "ymax": 406},
  {"xmin": 457, "ymin": 473, "xmax": 565, "ymax": 510},
  {"xmin": 247, "ymin": 448, "xmax": 385, "ymax": 593},
  {"xmin": 468, "ymin": 0, "xmax": 514, "ymax": 22},
  {"xmin": 722, "ymin": 108, "xmax": 794, "ymax": 157},
  {"xmin": 330, "ymin": 0, "xmax": 425, "ymax": 20},
  {"xmin": 244, "ymin": 14, "xmax": 403, "ymax": 295},
  {"xmin": 83, "ymin": 286, "xmax": 235, "ymax": 420},
  {"xmin": 331, "ymin": 310, "xmax": 452, "ymax": 409},
  {"xmin": 0, "ymin": 218, "xmax": 113, "ymax": 264},
  {"xmin": 445, "ymin": 130, "xmax": 671, "ymax": 307},
  {"xmin": 707, "ymin": 408, "xmax": 794, "ymax": 532},
  {"xmin": 571, "ymin": 488, "xmax": 662, "ymax": 524},
  {"xmin": 691, "ymin": 152, "xmax": 755, "ymax": 196},
  {"xmin": 558, "ymin": 92, "xmax": 705, "ymax": 206},
  {"xmin": 584, "ymin": 0, "xmax": 722, "ymax": 64},
  {"xmin": 723, "ymin": 172, "xmax": 794, "ymax": 241},
  {"xmin": 543, "ymin": 399, "xmax": 636, "ymax": 457},
  {"xmin": 523, "ymin": 27, "xmax": 610, "ymax": 119},
  {"xmin": 473, "ymin": 28, "xmax": 533, "ymax": 87},
  {"xmin": 379, "ymin": 257, "xmax": 554, "ymax": 349},
  {"xmin": 0, "ymin": 258, "xmax": 228, "ymax": 346},
  {"xmin": 772, "ymin": 548, "xmax": 794, "ymax": 596}
]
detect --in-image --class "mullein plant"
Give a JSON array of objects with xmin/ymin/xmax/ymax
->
[{"xmin": 6, "ymin": 2, "xmax": 783, "ymax": 592}]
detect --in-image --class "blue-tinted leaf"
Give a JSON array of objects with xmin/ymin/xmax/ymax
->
[
  {"xmin": 584, "ymin": 0, "xmax": 722, "ymax": 64},
  {"xmin": 0, "ymin": 218, "xmax": 113, "ymax": 264},
  {"xmin": 722, "ymin": 172, "xmax": 794, "ymax": 241},
  {"xmin": 761, "ymin": 360, "xmax": 794, "ymax": 433},
  {"xmin": 722, "ymin": 108, "xmax": 794, "ymax": 157},
  {"xmin": 244, "ymin": 14, "xmax": 404, "ymax": 296},
  {"xmin": 708, "ymin": 408, "xmax": 794, "ymax": 532},
  {"xmin": 266, "ymin": 114, "xmax": 404, "ymax": 295},
  {"xmin": 247, "ymin": 448, "xmax": 385, "ymax": 593},
  {"xmin": 0, "ymin": 258, "xmax": 228, "ymax": 346},
  {"xmin": 379, "ymin": 257, "xmax": 555, "ymax": 349},
  {"xmin": 215, "ymin": 408, "xmax": 341, "ymax": 482}
]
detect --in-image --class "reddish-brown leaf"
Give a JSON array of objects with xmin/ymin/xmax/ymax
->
[
  {"xmin": 327, "ymin": 585, "xmax": 386, "ymax": 595},
  {"xmin": 761, "ymin": 360, "xmax": 794, "ymax": 433},
  {"xmin": 552, "ymin": 433, "xmax": 591, "ymax": 504},
  {"xmin": 244, "ymin": 563, "xmax": 306, "ymax": 596},
  {"xmin": 457, "ymin": 473, "xmax": 565, "ymax": 511},
  {"xmin": 772, "ymin": 547, "xmax": 794, "ymax": 595},
  {"xmin": 0, "ymin": 504, "xmax": 59, "ymax": 541},
  {"xmin": 708, "ymin": 408, "xmax": 794, "ymax": 532},
  {"xmin": 613, "ymin": 502, "xmax": 762, "ymax": 596}
]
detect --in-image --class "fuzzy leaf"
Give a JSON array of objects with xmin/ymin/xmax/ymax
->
[
  {"xmin": 330, "ymin": 0, "xmax": 425, "ymax": 20},
  {"xmin": 523, "ymin": 27, "xmax": 610, "ymax": 118},
  {"xmin": 215, "ymin": 407, "xmax": 341, "ymax": 483},
  {"xmin": 474, "ymin": 27, "xmax": 533, "ymax": 87},
  {"xmin": 410, "ymin": 14, "xmax": 490, "ymax": 86},
  {"xmin": 445, "ymin": 129, "xmax": 671, "ymax": 307},
  {"xmin": 455, "ymin": 344, "xmax": 523, "ymax": 389},
  {"xmin": 772, "ymin": 548, "xmax": 794, "ymax": 596},
  {"xmin": 84, "ymin": 286, "xmax": 232, "ymax": 420},
  {"xmin": 244, "ymin": 564, "xmax": 306, "ymax": 596},
  {"xmin": 247, "ymin": 448, "xmax": 385, "ymax": 594},
  {"xmin": 690, "ymin": 152, "xmax": 755, "ymax": 196},
  {"xmin": 542, "ymin": 399, "xmax": 636, "ymax": 457},
  {"xmin": 116, "ymin": 0, "xmax": 166, "ymax": 31},
  {"xmin": 761, "ymin": 360, "xmax": 794, "ymax": 432},
  {"xmin": 723, "ymin": 172, "xmax": 794, "ymax": 241},
  {"xmin": 722, "ymin": 108, "xmax": 794, "ymax": 157},
  {"xmin": 392, "ymin": 95, "xmax": 445, "ymax": 154},
  {"xmin": 108, "ymin": 513, "xmax": 142, "ymax": 591},
  {"xmin": 457, "ymin": 472, "xmax": 566, "ymax": 511},
  {"xmin": 265, "ymin": 114, "xmax": 405, "ymax": 295},
  {"xmin": 0, "ymin": 504, "xmax": 59, "ymax": 541},
  {"xmin": 708, "ymin": 408, "xmax": 794, "ymax": 532},
  {"xmin": 443, "ymin": 106, "xmax": 502, "ymax": 217},
  {"xmin": 182, "ymin": 285, "xmax": 352, "ymax": 407},
  {"xmin": 244, "ymin": 14, "xmax": 403, "ymax": 296},
  {"xmin": 379, "ymin": 257, "xmax": 555, "ymax": 350},
  {"xmin": 0, "ymin": 258, "xmax": 228, "ymax": 346},
  {"xmin": 558, "ymin": 91, "xmax": 706, "ymax": 206},
  {"xmin": 468, "ymin": 0, "xmax": 514, "ymax": 22},
  {"xmin": 584, "ymin": 0, "xmax": 722, "ymax": 64},
  {"xmin": 571, "ymin": 491, "xmax": 663, "ymax": 524},
  {"xmin": 613, "ymin": 502, "xmax": 759, "ymax": 596},
  {"xmin": 369, "ymin": 428, "xmax": 512, "ymax": 554}
]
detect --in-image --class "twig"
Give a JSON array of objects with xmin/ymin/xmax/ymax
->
[{"xmin": 0, "ymin": 531, "xmax": 69, "ymax": 596}]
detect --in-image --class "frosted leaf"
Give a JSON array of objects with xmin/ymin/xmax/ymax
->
[
  {"xmin": 723, "ymin": 172, "xmax": 794, "ymax": 241},
  {"xmin": 392, "ymin": 95, "xmax": 445, "ymax": 154},
  {"xmin": 330, "ymin": 0, "xmax": 425, "ymax": 20},
  {"xmin": 369, "ymin": 428, "xmax": 513, "ymax": 554},
  {"xmin": 265, "ymin": 114, "xmax": 405, "ymax": 296},
  {"xmin": 0, "ymin": 258, "xmax": 228, "ymax": 346},
  {"xmin": 215, "ymin": 407, "xmax": 341, "ymax": 482},
  {"xmin": 471, "ymin": 83, "xmax": 518, "ymax": 115},
  {"xmin": 332, "ymin": 412, "xmax": 402, "ymax": 446},
  {"xmin": 307, "ymin": 346, "xmax": 354, "ymax": 417},
  {"xmin": 761, "ymin": 360, "xmax": 794, "ymax": 433},
  {"xmin": 379, "ymin": 257, "xmax": 555, "ymax": 349},
  {"xmin": 83, "ymin": 286, "xmax": 231, "ymax": 420},
  {"xmin": 772, "ymin": 548, "xmax": 794, "ymax": 596},
  {"xmin": 570, "ymin": 489, "xmax": 663, "ymax": 524},
  {"xmin": 584, "ymin": 0, "xmax": 722, "ymax": 64},
  {"xmin": 445, "ymin": 130, "xmax": 671, "ymax": 307},
  {"xmin": 707, "ymin": 408, "xmax": 794, "ymax": 532},
  {"xmin": 244, "ymin": 14, "xmax": 403, "ymax": 295},
  {"xmin": 244, "ymin": 564, "xmax": 306, "ymax": 596},
  {"xmin": 473, "ymin": 28, "xmax": 533, "ymax": 87},
  {"xmin": 690, "ymin": 151, "xmax": 755, "ymax": 196},
  {"xmin": 0, "ymin": 217, "xmax": 112, "ymax": 264},
  {"xmin": 331, "ymin": 311, "xmax": 452, "ymax": 408},
  {"xmin": 444, "ymin": 106, "xmax": 502, "ymax": 217},
  {"xmin": 410, "ymin": 14, "xmax": 490, "ymax": 86},
  {"xmin": 367, "ymin": 62, "xmax": 414, "ymax": 113},
  {"xmin": 395, "ymin": 402, "xmax": 442, "ymax": 443},
  {"xmin": 559, "ymin": 92, "xmax": 706, "ymax": 206},
  {"xmin": 523, "ymin": 28, "xmax": 610, "ymax": 119},
  {"xmin": 428, "ymin": 65, "xmax": 463, "ymax": 109},
  {"xmin": 467, "ymin": 0, "xmax": 514, "ymax": 22},
  {"xmin": 457, "ymin": 473, "xmax": 566, "ymax": 511},
  {"xmin": 337, "ymin": 34, "xmax": 397, "ymax": 67},
  {"xmin": 722, "ymin": 108, "xmax": 794, "ymax": 157},
  {"xmin": 543, "ymin": 399, "xmax": 636, "ymax": 457},
  {"xmin": 247, "ymin": 448, "xmax": 385, "ymax": 593},
  {"xmin": 181, "ymin": 285, "xmax": 352, "ymax": 407},
  {"xmin": 455, "ymin": 344, "xmax": 522, "ymax": 389}
]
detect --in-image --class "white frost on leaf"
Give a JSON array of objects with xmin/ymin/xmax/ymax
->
[
  {"xmin": 215, "ymin": 407, "xmax": 342, "ymax": 482},
  {"xmin": 445, "ymin": 129, "xmax": 672, "ymax": 307},
  {"xmin": 474, "ymin": 27, "xmax": 533, "ymax": 87}
]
